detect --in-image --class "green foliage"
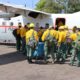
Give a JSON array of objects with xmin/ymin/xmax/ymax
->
[
  {"xmin": 68, "ymin": 0, "xmax": 80, "ymax": 13},
  {"xmin": 35, "ymin": 0, "xmax": 63, "ymax": 13},
  {"xmin": 35, "ymin": 0, "xmax": 46, "ymax": 11},
  {"xmin": 35, "ymin": 0, "xmax": 80, "ymax": 13}
]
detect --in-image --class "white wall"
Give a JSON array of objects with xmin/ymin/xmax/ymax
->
[
  {"xmin": 51, "ymin": 13, "xmax": 80, "ymax": 29},
  {"xmin": 22, "ymin": 13, "xmax": 52, "ymax": 27}
]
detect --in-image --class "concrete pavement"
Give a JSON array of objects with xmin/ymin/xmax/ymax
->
[{"xmin": 0, "ymin": 45, "xmax": 80, "ymax": 80}]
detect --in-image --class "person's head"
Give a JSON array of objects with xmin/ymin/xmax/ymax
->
[
  {"xmin": 36, "ymin": 23, "xmax": 39, "ymax": 27},
  {"xmin": 24, "ymin": 25, "xmax": 28, "ymax": 29},
  {"xmin": 78, "ymin": 28, "xmax": 80, "ymax": 32},
  {"xmin": 59, "ymin": 26, "xmax": 64, "ymax": 31},
  {"xmin": 64, "ymin": 25, "xmax": 68, "ymax": 30},
  {"xmin": 45, "ymin": 23, "xmax": 49, "ymax": 29},
  {"xmin": 18, "ymin": 22, "xmax": 22, "ymax": 28},
  {"xmin": 39, "ymin": 26, "xmax": 44, "ymax": 29},
  {"xmin": 49, "ymin": 26, "xmax": 53, "ymax": 30},
  {"xmin": 72, "ymin": 26, "xmax": 77, "ymax": 32},
  {"xmin": 27, "ymin": 23, "xmax": 30, "ymax": 27},
  {"xmin": 28, "ymin": 23, "xmax": 35, "ymax": 29}
]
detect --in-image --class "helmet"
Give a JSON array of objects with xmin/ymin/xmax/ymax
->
[
  {"xmin": 18, "ymin": 22, "xmax": 22, "ymax": 26},
  {"xmin": 64, "ymin": 25, "xmax": 68, "ymax": 29},
  {"xmin": 59, "ymin": 26, "xmax": 64, "ymax": 30},
  {"xmin": 29, "ymin": 23, "xmax": 35, "ymax": 28}
]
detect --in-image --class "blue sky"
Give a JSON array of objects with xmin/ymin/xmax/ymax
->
[{"xmin": 1, "ymin": 0, "xmax": 39, "ymax": 9}]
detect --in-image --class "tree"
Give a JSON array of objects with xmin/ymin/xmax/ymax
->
[
  {"xmin": 68, "ymin": 0, "xmax": 80, "ymax": 13},
  {"xmin": 35, "ymin": 0, "xmax": 64, "ymax": 13},
  {"xmin": 35, "ymin": 0, "xmax": 46, "ymax": 11},
  {"xmin": 56, "ymin": 0, "xmax": 80, "ymax": 13}
]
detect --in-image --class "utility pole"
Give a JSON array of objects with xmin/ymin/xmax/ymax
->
[
  {"xmin": 24, "ymin": 0, "xmax": 27, "ymax": 7},
  {"xmin": 32, "ymin": 0, "xmax": 34, "ymax": 8},
  {"xmin": 56, "ymin": 0, "xmax": 69, "ymax": 13},
  {"xmin": 65, "ymin": 0, "xmax": 69, "ymax": 13}
]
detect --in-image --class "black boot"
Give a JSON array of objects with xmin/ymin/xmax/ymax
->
[{"xmin": 27, "ymin": 57, "xmax": 33, "ymax": 63}]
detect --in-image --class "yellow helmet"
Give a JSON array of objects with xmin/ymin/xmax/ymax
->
[
  {"xmin": 64, "ymin": 25, "xmax": 68, "ymax": 29},
  {"xmin": 18, "ymin": 23, "xmax": 22, "ymax": 26},
  {"xmin": 29, "ymin": 23, "xmax": 35, "ymax": 28},
  {"xmin": 59, "ymin": 26, "xmax": 64, "ymax": 30}
]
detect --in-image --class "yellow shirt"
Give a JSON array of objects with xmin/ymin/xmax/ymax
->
[
  {"xmin": 17, "ymin": 29, "xmax": 20, "ymax": 35},
  {"xmin": 58, "ymin": 31, "xmax": 66, "ymax": 44},
  {"xmin": 55, "ymin": 30, "xmax": 59, "ymax": 40},
  {"xmin": 38, "ymin": 29, "xmax": 44, "ymax": 38},
  {"xmin": 64, "ymin": 30, "xmax": 68, "ymax": 38},
  {"xmin": 26, "ymin": 29, "xmax": 38, "ymax": 43},
  {"xmin": 42, "ymin": 29, "xmax": 57, "ymax": 41},
  {"xmin": 50, "ymin": 29, "xmax": 58, "ymax": 39},
  {"xmin": 78, "ymin": 32, "xmax": 80, "ymax": 35},
  {"xmin": 42, "ymin": 29, "xmax": 49, "ymax": 41},
  {"xmin": 69, "ymin": 32, "xmax": 77, "ymax": 41},
  {"xmin": 20, "ymin": 27, "xmax": 27, "ymax": 38}
]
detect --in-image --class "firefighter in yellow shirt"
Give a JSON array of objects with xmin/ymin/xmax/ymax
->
[
  {"xmin": 64, "ymin": 25, "xmax": 69, "ymax": 36},
  {"xmin": 58, "ymin": 26, "xmax": 66, "ymax": 45},
  {"xmin": 38, "ymin": 27, "xmax": 44, "ymax": 42},
  {"xmin": 69, "ymin": 29, "xmax": 77, "ymax": 41},
  {"xmin": 26, "ymin": 23, "xmax": 38, "ymax": 63},
  {"xmin": 16, "ymin": 23, "xmax": 22, "ymax": 52},
  {"xmin": 42, "ymin": 26, "xmax": 57, "ymax": 63},
  {"xmin": 77, "ymin": 28, "xmax": 80, "ymax": 35},
  {"xmin": 20, "ymin": 25, "xmax": 29, "ymax": 55},
  {"xmin": 57, "ymin": 26, "xmax": 67, "ymax": 63},
  {"xmin": 64, "ymin": 25, "xmax": 71, "ymax": 56},
  {"xmin": 69, "ymin": 26, "xmax": 78, "ymax": 66}
]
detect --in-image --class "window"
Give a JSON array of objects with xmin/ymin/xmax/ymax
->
[
  {"xmin": 2, "ymin": 22, "xmax": 6, "ymax": 26},
  {"xmin": 28, "ymin": 11, "xmax": 39, "ymax": 18},
  {"xmin": 55, "ymin": 18, "xmax": 66, "ymax": 30},
  {"xmin": 10, "ymin": 22, "xmax": 13, "ymax": 26}
]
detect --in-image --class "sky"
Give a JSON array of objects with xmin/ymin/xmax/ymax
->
[{"xmin": 0, "ymin": 0, "xmax": 39, "ymax": 9}]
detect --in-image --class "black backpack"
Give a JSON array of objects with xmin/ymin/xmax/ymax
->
[
  {"xmin": 27, "ymin": 31, "xmax": 37, "ymax": 49},
  {"xmin": 12, "ymin": 29, "xmax": 21, "ymax": 39},
  {"xmin": 12, "ymin": 29, "xmax": 17, "ymax": 37}
]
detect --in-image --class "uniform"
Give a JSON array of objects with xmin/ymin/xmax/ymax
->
[
  {"xmin": 78, "ymin": 32, "xmax": 80, "ymax": 35},
  {"xmin": 16, "ymin": 28, "xmax": 21, "ymax": 51},
  {"xmin": 25, "ymin": 23, "xmax": 38, "ymax": 63},
  {"xmin": 20, "ymin": 27, "xmax": 28, "ymax": 55},
  {"xmin": 38, "ymin": 28, "xmax": 44, "ymax": 42},
  {"xmin": 70, "ymin": 32, "xmax": 78, "ymax": 66},
  {"xmin": 57, "ymin": 26, "xmax": 67, "ymax": 63},
  {"xmin": 42, "ymin": 29, "xmax": 57, "ymax": 63},
  {"xmin": 75, "ymin": 35, "xmax": 80, "ymax": 67},
  {"xmin": 64, "ymin": 28, "xmax": 71, "ymax": 56},
  {"xmin": 15, "ymin": 23, "xmax": 22, "ymax": 52}
]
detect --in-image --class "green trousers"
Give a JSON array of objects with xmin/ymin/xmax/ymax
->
[
  {"xmin": 16, "ymin": 38, "xmax": 21, "ymax": 51},
  {"xmin": 21, "ymin": 37, "xmax": 26, "ymax": 55},
  {"xmin": 67, "ymin": 43, "xmax": 72, "ymax": 55},
  {"xmin": 26, "ymin": 45, "xmax": 34, "ymax": 59},
  {"xmin": 44, "ymin": 41, "xmax": 56, "ymax": 62},
  {"xmin": 56, "ymin": 42, "xmax": 66, "ymax": 62},
  {"xmin": 70, "ymin": 49, "xmax": 80, "ymax": 67}
]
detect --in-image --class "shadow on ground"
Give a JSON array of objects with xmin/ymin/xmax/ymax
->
[{"xmin": 0, "ymin": 51, "xmax": 26, "ymax": 65}]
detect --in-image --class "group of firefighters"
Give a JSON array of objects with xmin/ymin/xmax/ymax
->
[{"xmin": 13, "ymin": 22, "xmax": 80, "ymax": 67}]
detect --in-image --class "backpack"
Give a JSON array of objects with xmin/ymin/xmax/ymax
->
[
  {"xmin": 45, "ymin": 30, "xmax": 57, "ymax": 46},
  {"xmin": 12, "ymin": 29, "xmax": 17, "ymax": 37},
  {"xmin": 32, "ymin": 42, "xmax": 44, "ymax": 59},
  {"xmin": 28, "ymin": 31, "xmax": 37, "ymax": 49},
  {"xmin": 75, "ymin": 35, "xmax": 80, "ymax": 50},
  {"xmin": 12, "ymin": 29, "xmax": 21, "ymax": 39},
  {"xmin": 66, "ymin": 37, "xmax": 72, "ymax": 43}
]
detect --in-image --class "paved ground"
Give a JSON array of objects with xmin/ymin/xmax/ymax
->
[{"xmin": 0, "ymin": 45, "xmax": 80, "ymax": 80}]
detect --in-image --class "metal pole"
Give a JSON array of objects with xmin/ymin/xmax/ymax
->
[
  {"xmin": 65, "ymin": 0, "xmax": 69, "ymax": 13},
  {"xmin": 24, "ymin": 0, "xmax": 27, "ymax": 7},
  {"xmin": 32, "ymin": 0, "xmax": 33, "ymax": 8}
]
